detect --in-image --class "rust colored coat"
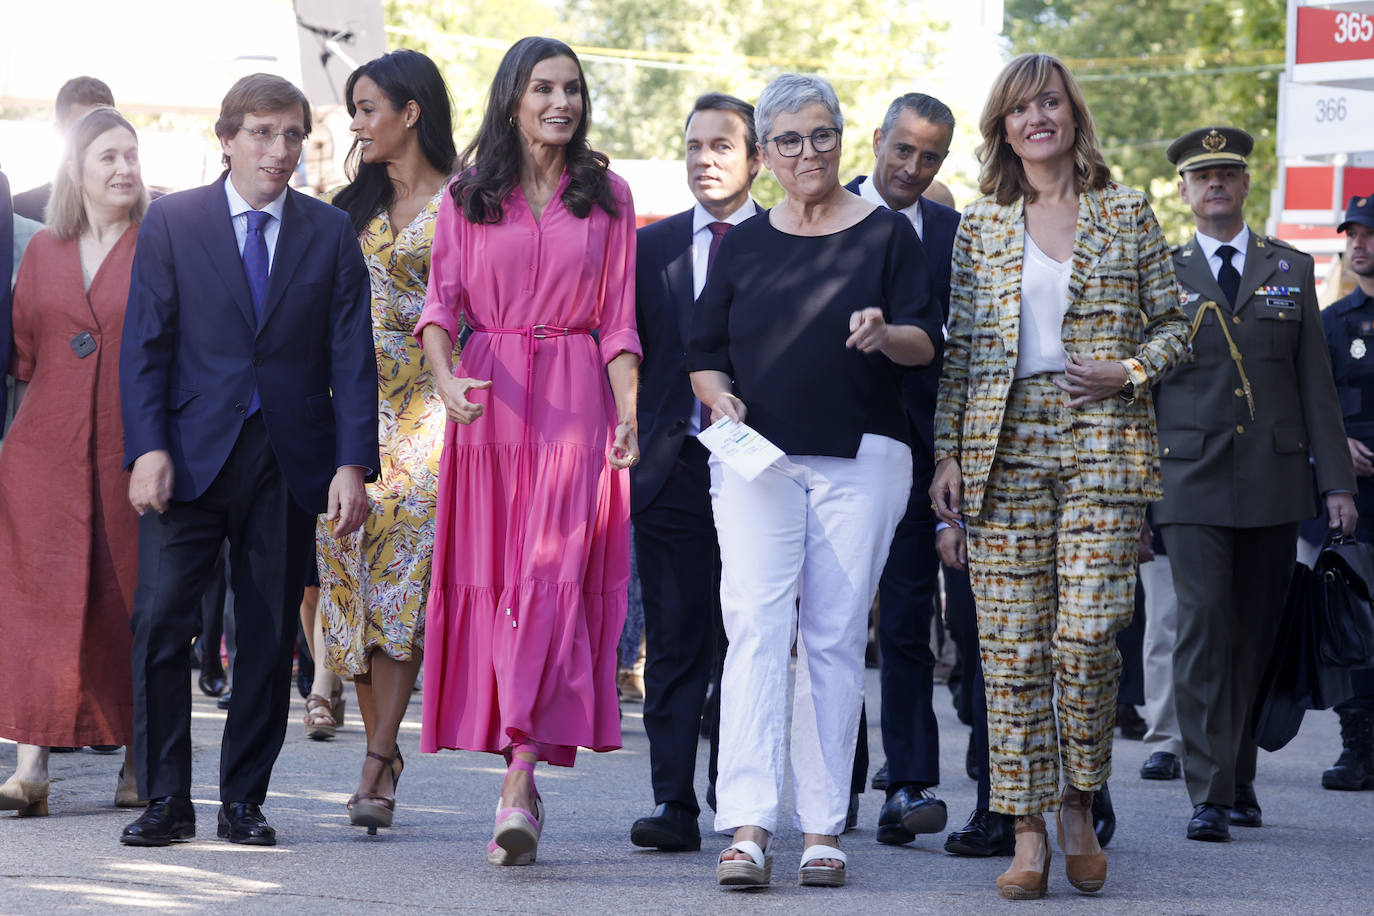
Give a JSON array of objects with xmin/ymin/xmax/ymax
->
[{"xmin": 0, "ymin": 226, "xmax": 139, "ymax": 746}]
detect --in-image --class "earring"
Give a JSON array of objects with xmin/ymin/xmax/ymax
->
[{"xmin": 509, "ymin": 115, "xmax": 517, "ymax": 127}]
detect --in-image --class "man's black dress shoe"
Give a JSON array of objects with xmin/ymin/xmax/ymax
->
[
  {"xmin": 1117, "ymin": 703, "xmax": 1147, "ymax": 740},
  {"xmin": 1091, "ymin": 782, "xmax": 1115, "ymax": 848},
  {"xmin": 121, "ymin": 796, "xmax": 195, "ymax": 846},
  {"xmin": 198, "ymin": 669, "xmax": 227, "ymax": 698},
  {"xmin": 630, "ymin": 802, "xmax": 701, "ymax": 851},
  {"xmin": 218, "ymin": 802, "xmax": 276, "ymax": 845},
  {"xmin": 216, "ymin": 691, "xmax": 232, "ymax": 711},
  {"xmin": 876, "ymin": 785, "xmax": 947, "ymax": 845},
  {"xmin": 870, "ymin": 761, "xmax": 888, "ymax": 791},
  {"xmin": 1186, "ymin": 803, "xmax": 1231, "ymax": 841},
  {"xmin": 943, "ymin": 808, "xmax": 1014, "ymax": 857},
  {"xmin": 1230, "ymin": 782, "xmax": 1262, "ymax": 827},
  {"xmin": 1140, "ymin": 750, "xmax": 1181, "ymax": 780}
]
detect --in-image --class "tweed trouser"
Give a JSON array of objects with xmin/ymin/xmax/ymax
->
[{"xmin": 966, "ymin": 376, "xmax": 1143, "ymax": 816}]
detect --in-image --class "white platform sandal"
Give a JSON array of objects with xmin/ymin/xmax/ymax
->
[
  {"xmin": 717, "ymin": 839, "xmax": 772, "ymax": 888},
  {"xmin": 799, "ymin": 844, "xmax": 847, "ymax": 887}
]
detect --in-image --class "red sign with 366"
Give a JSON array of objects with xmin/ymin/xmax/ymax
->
[{"xmin": 1296, "ymin": 7, "xmax": 1374, "ymax": 64}]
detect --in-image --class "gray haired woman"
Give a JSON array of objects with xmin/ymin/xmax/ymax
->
[{"xmin": 688, "ymin": 74, "xmax": 942, "ymax": 889}]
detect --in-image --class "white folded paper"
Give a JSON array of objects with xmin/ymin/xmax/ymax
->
[{"xmin": 697, "ymin": 417, "xmax": 785, "ymax": 482}]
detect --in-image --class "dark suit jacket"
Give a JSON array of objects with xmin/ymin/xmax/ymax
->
[
  {"xmin": 1154, "ymin": 229, "xmax": 1354, "ymax": 527},
  {"xmin": 10, "ymin": 182, "xmax": 48, "ymax": 224},
  {"xmin": 120, "ymin": 173, "xmax": 378, "ymax": 513},
  {"xmin": 631, "ymin": 208, "xmax": 699, "ymax": 513},
  {"xmin": 845, "ymin": 175, "xmax": 958, "ymax": 463}
]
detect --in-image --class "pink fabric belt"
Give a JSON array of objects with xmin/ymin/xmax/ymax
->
[{"xmin": 467, "ymin": 325, "xmax": 595, "ymax": 630}]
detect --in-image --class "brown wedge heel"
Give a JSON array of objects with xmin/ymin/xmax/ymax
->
[
  {"xmin": 1059, "ymin": 787, "xmax": 1107, "ymax": 894},
  {"xmin": 997, "ymin": 816, "xmax": 1051, "ymax": 900}
]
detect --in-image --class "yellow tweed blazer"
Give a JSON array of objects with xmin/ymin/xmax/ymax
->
[{"xmin": 934, "ymin": 182, "xmax": 1189, "ymax": 518}]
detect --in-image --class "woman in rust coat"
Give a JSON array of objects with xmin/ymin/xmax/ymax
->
[{"xmin": 0, "ymin": 107, "xmax": 148, "ymax": 815}]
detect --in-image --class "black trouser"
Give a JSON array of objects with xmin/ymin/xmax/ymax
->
[
  {"xmin": 943, "ymin": 562, "xmax": 990, "ymax": 808},
  {"xmin": 1116, "ymin": 576, "xmax": 1146, "ymax": 707},
  {"xmin": 1163, "ymin": 522, "xmax": 1297, "ymax": 806},
  {"xmin": 633, "ymin": 438, "xmax": 722, "ymax": 816},
  {"xmin": 130, "ymin": 415, "xmax": 313, "ymax": 804},
  {"xmin": 198, "ymin": 541, "xmax": 234, "ymax": 676},
  {"xmin": 872, "ymin": 462, "xmax": 941, "ymax": 790}
]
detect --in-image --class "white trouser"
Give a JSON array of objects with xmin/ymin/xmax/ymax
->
[
  {"xmin": 1140, "ymin": 555, "xmax": 1183, "ymax": 756},
  {"xmin": 711, "ymin": 434, "xmax": 911, "ymax": 836}
]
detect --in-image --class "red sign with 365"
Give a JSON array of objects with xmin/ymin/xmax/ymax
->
[{"xmin": 1296, "ymin": 7, "xmax": 1374, "ymax": 64}]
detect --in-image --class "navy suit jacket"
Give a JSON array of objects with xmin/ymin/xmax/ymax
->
[
  {"xmin": 631, "ymin": 208, "xmax": 699, "ymax": 514},
  {"xmin": 120, "ymin": 174, "xmax": 378, "ymax": 513},
  {"xmin": 845, "ymin": 175, "xmax": 959, "ymax": 464}
]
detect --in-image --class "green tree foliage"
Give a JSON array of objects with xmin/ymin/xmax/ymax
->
[
  {"xmin": 1003, "ymin": 0, "xmax": 1286, "ymax": 241},
  {"xmin": 385, "ymin": 0, "xmax": 950, "ymax": 206}
]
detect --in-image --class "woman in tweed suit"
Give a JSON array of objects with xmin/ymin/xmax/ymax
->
[{"xmin": 930, "ymin": 53, "xmax": 1188, "ymax": 899}]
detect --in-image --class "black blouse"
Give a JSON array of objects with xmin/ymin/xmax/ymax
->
[{"xmin": 688, "ymin": 207, "xmax": 943, "ymax": 458}]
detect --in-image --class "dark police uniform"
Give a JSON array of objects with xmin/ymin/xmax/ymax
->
[
  {"xmin": 1153, "ymin": 128, "xmax": 1355, "ymax": 831},
  {"xmin": 1318, "ymin": 193, "xmax": 1374, "ymax": 789}
]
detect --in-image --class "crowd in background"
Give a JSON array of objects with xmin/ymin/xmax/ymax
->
[{"xmin": 1, "ymin": 34, "xmax": 1372, "ymax": 902}]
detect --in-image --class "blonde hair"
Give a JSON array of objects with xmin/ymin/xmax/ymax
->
[
  {"xmin": 47, "ymin": 107, "xmax": 147, "ymax": 241},
  {"xmin": 976, "ymin": 53, "xmax": 1110, "ymax": 205}
]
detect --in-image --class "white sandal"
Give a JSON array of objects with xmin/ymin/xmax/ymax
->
[
  {"xmin": 799, "ymin": 844, "xmax": 847, "ymax": 887},
  {"xmin": 717, "ymin": 840, "xmax": 772, "ymax": 888}
]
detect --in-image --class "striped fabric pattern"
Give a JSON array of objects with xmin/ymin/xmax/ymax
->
[{"xmin": 968, "ymin": 376, "xmax": 1144, "ymax": 814}]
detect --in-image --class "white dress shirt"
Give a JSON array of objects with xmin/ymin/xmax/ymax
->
[
  {"xmin": 857, "ymin": 176, "xmax": 923, "ymax": 240},
  {"xmin": 225, "ymin": 177, "xmax": 288, "ymax": 271},
  {"xmin": 1194, "ymin": 225, "xmax": 1250, "ymax": 282},
  {"xmin": 691, "ymin": 198, "xmax": 758, "ymax": 298},
  {"xmin": 1015, "ymin": 232, "xmax": 1072, "ymax": 379}
]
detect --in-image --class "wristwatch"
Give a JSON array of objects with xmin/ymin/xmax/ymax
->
[{"xmin": 1119, "ymin": 364, "xmax": 1136, "ymax": 403}]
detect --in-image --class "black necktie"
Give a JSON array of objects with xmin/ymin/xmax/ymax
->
[
  {"xmin": 700, "ymin": 222, "xmax": 733, "ymax": 431},
  {"xmin": 1216, "ymin": 244, "xmax": 1241, "ymax": 308}
]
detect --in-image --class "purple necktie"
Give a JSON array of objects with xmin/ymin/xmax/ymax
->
[
  {"xmin": 242, "ymin": 209, "xmax": 271, "ymax": 415},
  {"xmin": 700, "ymin": 221, "xmax": 733, "ymax": 431}
]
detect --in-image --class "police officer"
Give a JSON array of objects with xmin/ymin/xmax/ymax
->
[
  {"xmin": 1319, "ymin": 194, "xmax": 1374, "ymax": 792},
  {"xmin": 1154, "ymin": 127, "xmax": 1357, "ymax": 842}
]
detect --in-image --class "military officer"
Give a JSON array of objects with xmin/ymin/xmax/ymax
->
[
  {"xmin": 1154, "ymin": 126, "xmax": 1357, "ymax": 842},
  {"xmin": 1318, "ymin": 194, "xmax": 1374, "ymax": 792}
]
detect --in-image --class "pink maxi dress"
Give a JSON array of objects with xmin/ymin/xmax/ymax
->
[{"xmin": 416, "ymin": 170, "xmax": 640, "ymax": 766}]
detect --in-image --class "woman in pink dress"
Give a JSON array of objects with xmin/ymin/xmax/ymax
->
[{"xmin": 416, "ymin": 36, "xmax": 640, "ymax": 866}]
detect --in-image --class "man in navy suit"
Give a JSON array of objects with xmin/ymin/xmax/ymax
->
[
  {"xmin": 844, "ymin": 93, "xmax": 1009, "ymax": 853},
  {"xmin": 629, "ymin": 93, "xmax": 760, "ymax": 852},
  {"xmin": 119, "ymin": 74, "xmax": 377, "ymax": 847}
]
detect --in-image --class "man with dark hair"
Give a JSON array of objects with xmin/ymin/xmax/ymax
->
[
  {"xmin": 12, "ymin": 76, "xmax": 115, "ymax": 222},
  {"xmin": 1317, "ymin": 193, "xmax": 1374, "ymax": 793},
  {"xmin": 118, "ymin": 73, "xmax": 377, "ymax": 848},
  {"xmin": 1157, "ymin": 126, "xmax": 1356, "ymax": 842},
  {"xmin": 628, "ymin": 92, "xmax": 760, "ymax": 852}
]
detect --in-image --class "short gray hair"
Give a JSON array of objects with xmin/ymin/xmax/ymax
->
[{"xmin": 755, "ymin": 74, "xmax": 843, "ymax": 145}]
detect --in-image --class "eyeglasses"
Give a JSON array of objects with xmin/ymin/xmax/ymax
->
[
  {"xmin": 768, "ymin": 127, "xmax": 841, "ymax": 158},
  {"xmin": 237, "ymin": 126, "xmax": 308, "ymax": 150}
]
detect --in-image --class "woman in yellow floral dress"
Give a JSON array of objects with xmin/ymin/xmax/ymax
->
[{"xmin": 316, "ymin": 49, "xmax": 457, "ymax": 833}]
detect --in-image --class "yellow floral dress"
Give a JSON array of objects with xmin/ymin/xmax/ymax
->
[{"xmin": 317, "ymin": 188, "xmax": 457, "ymax": 675}]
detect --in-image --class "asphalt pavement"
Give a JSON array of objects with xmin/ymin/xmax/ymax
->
[{"xmin": 2, "ymin": 665, "xmax": 1371, "ymax": 914}]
